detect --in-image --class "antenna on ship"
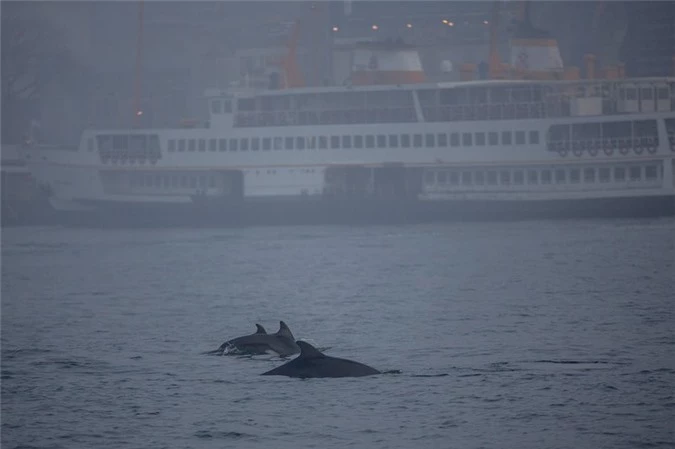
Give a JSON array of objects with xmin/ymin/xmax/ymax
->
[{"xmin": 132, "ymin": 0, "xmax": 145, "ymax": 128}]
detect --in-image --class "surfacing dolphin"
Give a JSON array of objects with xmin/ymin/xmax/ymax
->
[
  {"xmin": 203, "ymin": 323, "xmax": 267, "ymax": 355},
  {"xmin": 261, "ymin": 340, "xmax": 381, "ymax": 378},
  {"xmin": 206, "ymin": 321, "xmax": 300, "ymax": 357}
]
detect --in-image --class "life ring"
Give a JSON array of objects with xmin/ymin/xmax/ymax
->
[
  {"xmin": 634, "ymin": 144, "xmax": 644, "ymax": 155},
  {"xmin": 603, "ymin": 146, "xmax": 614, "ymax": 156},
  {"xmin": 572, "ymin": 142, "xmax": 583, "ymax": 157},
  {"xmin": 588, "ymin": 146, "xmax": 599, "ymax": 156},
  {"xmin": 558, "ymin": 148, "xmax": 569, "ymax": 157},
  {"xmin": 647, "ymin": 145, "xmax": 657, "ymax": 154}
]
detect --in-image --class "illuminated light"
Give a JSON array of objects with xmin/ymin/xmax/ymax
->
[
  {"xmin": 483, "ymin": 20, "xmax": 489, "ymax": 25},
  {"xmin": 371, "ymin": 24, "xmax": 378, "ymax": 31},
  {"xmin": 136, "ymin": 111, "xmax": 143, "ymax": 116},
  {"xmin": 447, "ymin": 21, "xmax": 454, "ymax": 27},
  {"xmin": 442, "ymin": 19, "xmax": 449, "ymax": 24},
  {"xmin": 332, "ymin": 26, "xmax": 339, "ymax": 32},
  {"xmin": 406, "ymin": 23, "xmax": 412, "ymax": 28}
]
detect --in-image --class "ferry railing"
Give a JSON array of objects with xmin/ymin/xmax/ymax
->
[{"xmin": 234, "ymin": 107, "xmax": 418, "ymax": 127}]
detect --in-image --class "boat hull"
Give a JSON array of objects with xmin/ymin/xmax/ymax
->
[{"xmin": 45, "ymin": 194, "xmax": 675, "ymax": 228}]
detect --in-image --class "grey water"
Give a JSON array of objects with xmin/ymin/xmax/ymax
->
[{"xmin": 2, "ymin": 218, "xmax": 674, "ymax": 449}]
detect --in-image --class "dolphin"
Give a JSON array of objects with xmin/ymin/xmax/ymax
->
[
  {"xmin": 261, "ymin": 340, "xmax": 381, "ymax": 378},
  {"xmin": 206, "ymin": 321, "xmax": 300, "ymax": 357}
]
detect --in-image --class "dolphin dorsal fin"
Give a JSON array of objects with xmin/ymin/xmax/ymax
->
[
  {"xmin": 255, "ymin": 324, "xmax": 267, "ymax": 334},
  {"xmin": 297, "ymin": 340, "xmax": 325, "ymax": 358},
  {"xmin": 276, "ymin": 321, "xmax": 295, "ymax": 339}
]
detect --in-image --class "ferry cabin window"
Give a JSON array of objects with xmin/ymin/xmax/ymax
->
[
  {"xmin": 285, "ymin": 137, "xmax": 294, "ymax": 150},
  {"xmin": 224, "ymin": 100, "xmax": 232, "ymax": 113},
  {"xmin": 354, "ymin": 135, "xmax": 364, "ymax": 149},
  {"xmin": 240, "ymin": 138, "xmax": 249, "ymax": 151},
  {"xmin": 461, "ymin": 171, "xmax": 472, "ymax": 185},
  {"xmin": 438, "ymin": 133, "xmax": 447, "ymax": 147},
  {"xmin": 486, "ymin": 132, "xmax": 497, "ymax": 146},
  {"xmin": 424, "ymin": 171, "xmax": 434, "ymax": 185},
  {"xmin": 529, "ymin": 131, "xmax": 540, "ymax": 145},
  {"xmin": 263, "ymin": 138, "xmax": 271, "ymax": 150},
  {"xmin": 171, "ymin": 176, "xmax": 179, "ymax": 188},
  {"xmin": 229, "ymin": 138, "xmax": 238, "ymax": 151},
  {"xmin": 584, "ymin": 168, "xmax": 595, "ymax": 183},
  {"xmin": 330, "ymin": 136, "xmax": 340, "ymax": 149},
  {"xmin": 487, "ymin": 171, "xmax": 497, "ymax": 185},
  {"xmin": 342, "ymin": 135, "xmax": 352, "ymax": 149},
  {"xmin": 425, "ymin": 134, "xmax": 435, "ymax": 147},
  {"xmin": 296, "ymin": 137, "xmax": 305, "ymax": 150},
  {"xmin": 570, "ymin": 168, "xmax": 580, "ymax": 183},
  {"xmin": 401, "ymin": 134, "xmax": 411, "ymax": 148},
  {"xmin": 599, "ymin": 167, "xmax": 611, "ymax": 183},
  {"xmin": 476, "ymin": 132, "xmax": 486, "ymax": 146},
  {"xmin": 389, "ymin": 135, "xmax": 399, "ymax": 148},
  {"xmin": 449, "ymin": 172, "xmax": 459, "ymax": 186},
  {"xmin": 319, "ymin": 136, "xmax": 328, "ymax": 149},
  {"xmin": 209, "ymin": 176, "xmax": 216, "ymax": 188},
  {"xmin": 209, "ymin": 139, "xmax": 217, "ymax": 152},
  {"xmin": 178, "ymin": 139, "xmax": 186, "ymax": 152},
  {"xmin": 502, "ymin": 131, "xmax": 512, "ymax": 145},
  {"xmin": 541, "ymin": 169, "xmax": 552, "ymax": 184},
  {"xmin": 149, "ymin": 135, "xmax": 160, "ymax": 152},
  {"xmin": 629, "ymin": 166, "xmax": 641, "ymax": 181},
  {"xmin": 274, "ymin": 137, "xmax": 283, "ymax": 150},
  {"xmin": 437, "ymin": 172, "xmax": 447, "ymax": 184},
  {"xmin": 219, "ymin": 138, "xmax": 227, "ymax": 151},
  {"xmin": 87, "ymin": 138, "xmax": 94, "ymax": 151},
  {"xmin": 413, "ymin": 134, "xmax": 423, "ymax": 148},
  {"xmin": 641, "ymin": 88, "xmax": 653, "ymax": 100},
  {"xmin": 366, "ymin": 135, "xmax": 375, "ymax": 149},
  {"xmin": 515, "ymin": 131, "xmax": 525, "ymax": 145},
  {"xmin": 645, "ymin": 165, "xmax": 658, "ymax": 180},
  {"xmin": 555, "ymin": 169, "xmax": 566, "ymax": 184},
  {"xmin": 527, "ymin": 170, "xmax": 538, "ymax": 184},
  {"xmin": 251, "ymin": 138, "xmax": 260, "ymax": 151},
  {"xmin": 168, "ymin": 139, "xmax": 176, "ymax": 152},
  {"xmin": 199, "ymin": 176, "xmax": 207, "ymax": 188},
  {"xmin": 462, "ymin": 133, "xmax": 472, "ymax": 146},
  {"xmin": 614, "ymin": 167, "xmax": 626, "ymax": 181},
  {"xmin": 181, "ymin": 176, "xmax": 188, "ymax": 188},
  {"xmin": 475, "ymin": 171, "xmax": 485, "ymax": 185},
  {"xmin": 513, "ymin": 170, "xmax": 524, "ymax": 185},
  {"xmin": 198, "ymin": 139, "xmax": 206, "ymax": 152},
  {"xmin": 190, "ymin": 177, "xmax": 197, "ymax": 188},
  {"xmin": 211, "ymin": 100, "xmax": 222, "ymax": 114},
  {"xmin": 500, "ymin": 171, "xmax": 511, "ymax": 185},
  {"xmin": 188, "ymin": 139, "xmax": 196, "ymax": 152},
  {"xmin": 378, "ymin": 135, "xmax": 387, "ymax": 148},
  {"xmin": 450, "ymin": 133, "xmax": 459, "ymax": 147}
]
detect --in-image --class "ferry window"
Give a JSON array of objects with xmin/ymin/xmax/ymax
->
[
  {"xmin": 629, "ymin": 166, "xmax": 641, "ymax": 181},
  {"xmin": 641, "ymin": 88, "xmax": 653, "ymax": 100},
  {"xmin": 171, "ymin": 176, "xmax": 179, "ymax": 188},
  {"xmin": 461, "ymin": 171, "xmax": 472, "ymax": 185},
  {"xmin": 199, "ymin": 175, "xmax": 207, "ymax": 188},
  {"xmin": 449, "ymin": 172, "xmax": 459, "ymax": 186},
  {"xmin": 209, "ymin": 138, "xmax": 217, "ymax": 152},
  {"xmin": 437, "ymin": 172, "xmax": 448, "ymax": 184},
  {"xmin": 500, "ymin": 170, "xmax": 511, "ymax": 185},
  {"xmin": 229, "ymin": 138, "xmax": 238, "ymax": 151},
  {"xmin": 529, "ymin": 131, "xmax": 540, "ymax": 145},
  {"xmin": 614, "ymin": 167, "xmax": 625, "ymax": 181},
  {"xmin": 251, "ymin": 138, "xmax": 260, "ymax": 151},
  {"xmin": 645, "ymin": 165, "xmax": 658, "ymax": 180},
  {"xmin": 211, "ymin": 100, "xmax": 222, "ymax": 114},
  {"xmin": 514, "ymin": 170, "xmax": 524, "ymax": 185},
  {"xmin": 342, "ymin": 135, "xmax": 352, "ymax": 149},
  {"xmin": 209, "ymin": 176, "xmax": 216, "ymax": 188},
  {"xmin": 296, "ymin": 137, "xmax": 305, "ymax": 150},
  {"xmin": 389, "ymin": 135, "xmax": 399, "ymax": 148},
  {"xmin": 462, "ymin": 133, "xmax": 472, "ymax": 146},
  {"xmin": 240, "ymin": 138, "xmax": 248, "ymax": 151},
  {"xmin": 401, "ymin": 134, "xmax": 411, "ymax": 148},
  {"xmin": 113, "ymin": 135, "xmax": 128, "ymax": 149},
  {"xmin": 450, "ymin": 133, "xmax": 460, "ymax": 147},
  {"xmin": 306, "ymin": 137, "xmax": 317, "ymax": 150},
  {"xmin": 657, "ymin": 87, "xmax": 669, "ymax": 99},
  {"xmin": 285, "ymin": 137, "xmax": 295, "ymax": 150},
  {"xmin": 570, "ymin": 168, "xmax": 580, "ymax": 183},
  {"xmin": 354, "ymin": 135, "xmax": 363, "ymax": 149},
  {"xmin": 274, "ymin": 137, "xmax": 283, "ymax": 150},
  {"xmin": 180, "ymin": 176, "xmax": 187, "ymax": 188},
  {"xmin": 626, "ymin": 88, "xmax": 637, "ymax": 100},
  {"xmin": 541, "ymin": 169, "xmax": 552, "ymax": 184},
  {"xmin": 377, "ymin": 135, "xmax": 386, "ymax": 148},
  {"xmin": 413, "ymin": 134, "xmax": 423, "ymax": 148},
  {"xmin": 425, "ymin": 134, "xmax": 435, "ymax": 147},
  {"xmin": 475, "ymin": 132, "xmax": 486, "ymax": 146},
  {"xmin": 488, "ymin": 132, "xmax": 499, "ymax": 146},
  {"xmin": 366, "ymin": 135, "xmax": 375, "ymax": 149},
  {"xmin": 262, "ymin": 137, "xmax": 271, "ymax": 150},
  {"xmin": 555, "ymin": 168, "xmax": 566, "ymax": 184},
  {"xmin": 437, "ymin": 133, "xmax": 447, "ymax": 147},
  {"xmin": 583, "ymin": 168, "xmax": 595, "ymax": 183},
  {"xmin": 487, "ymin": 171, "xmax": 498, "ymax": 185},
  {"xmin": 424, "ymin": 171, "xmax": 435, "ymax": 185},
  {"xmin": 599, "ymin": 167, "xmax": 611, "ymax": 182},
  {"xmin": 87, "ymin": 138, "xmax": 94, "ymax": 151},
  {"xmin": 218, "ymin": 138, "xmax": 227, "ymax": 151},
  {"xmin": 154, "ymin": 175, "xmax": 161, "ymax": 188},
  {"xmin": 319, "ymin": 136, "xmax": 328, "ymax": 149},
  {"xmin": 527, "ymin": 170, "xmax": 538, "ymax": 184},
  {"xmin": 224, "ymin": 100, "xmax": 232, "ymax": 113},
  {"xmin": 475, "ymin": 171, "xmax": 485, "ymax": 185},
  {"xmin": 190, "ymin": 177, "xmax": 197, "ymax": 188},
  {"xmin": 198, "ymin": 139, "xmax": 206, "ymax": 152},
  {"xmin": 330, "ymin": 136, "xmax": 340, "ymax": 149},
  {"xmin": 515, "ymin": 131, "xmax": 526, "ymax": 145},
  {"xmin": 502, "ymin": 131, "xmax": 512, "ymax": 145},
  {"xmin": 163, "ymin": 176, "xmax": 170, "ymax": 189},
  {"xmin": 188, "ymin": 139, "xmax": 196, "ymax": 152},
  {"xmin": 168, "ymin": 139, "xmax": 176, "ymax": 152}
]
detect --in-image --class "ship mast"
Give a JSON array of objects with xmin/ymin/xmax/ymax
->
[{"xmin": 132, "ymin": 0, "xmax": 144, "ymax": 128}]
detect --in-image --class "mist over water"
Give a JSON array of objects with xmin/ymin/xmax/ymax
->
[{"xmin": 2, "ymin": 218, "xmax": 674, "ymax": 449}]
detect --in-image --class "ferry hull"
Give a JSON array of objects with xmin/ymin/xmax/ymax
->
[{"xmin": 45, "ymin": 194, "xmax": 675, "ymax": 228}]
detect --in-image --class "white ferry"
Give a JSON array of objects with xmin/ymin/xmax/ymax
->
[{"xmin": 20, "ymin": 37, "xmax": 675, "ymax": 226}]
